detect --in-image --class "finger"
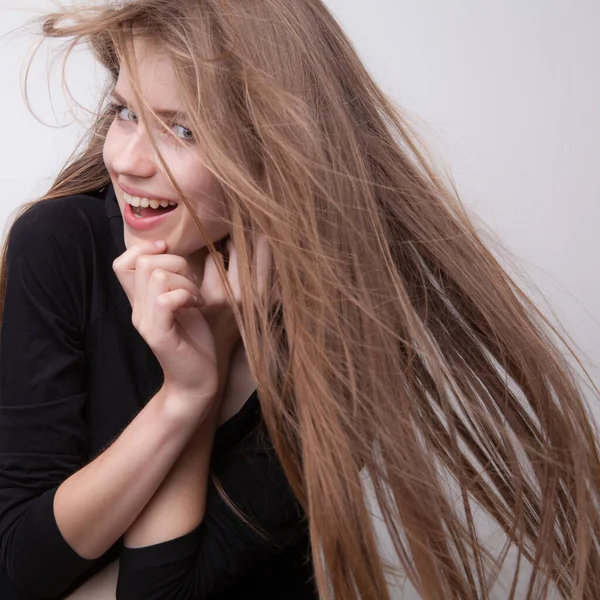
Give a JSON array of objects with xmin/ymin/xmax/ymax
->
[
  {"xmin": 134, "ymin": 254, "xmax": 197, "ymax": 313},
  {"xmin": 113, "ymin": 240, "xmax": 166, "ymax": 275},
  {"xmin": 135, "ymin": 254, "xmax": 196, "ymax": 281},
  {"xmin": 255, "ymin": 235, "xmax": 272, "ymax": 299},
  {"xmin": 225, "ymin": 240, "xmax": 241, "ymax": 301},
  {"xmin": 146, "ymin": 270, "xmax": 203, "ymax": 311},
  {"xmin": 138, "ymin": 270, "xmax": 202, "ymax": 337},
  {"xmin": 201, "ymin": 240, "xmax": 239, "ymax": 304},
  {"xmin": 200, "ymin": 251, "xmax": 226, "ymax": 305},
  {"xmin": 113, "ymin": 240, "xmax": 166, "ymax": 302},
  {"xmin": 155, "ymin": 289, "xmax": 199, "ymax": 313},
  {"xmin": 152, "ymin": 289, "xmax": 200, "ymax": 342}
]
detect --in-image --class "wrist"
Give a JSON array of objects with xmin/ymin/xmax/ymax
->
[{"xmin": 156, "ymin": 381, "xmax": 219, "ymax": 428}]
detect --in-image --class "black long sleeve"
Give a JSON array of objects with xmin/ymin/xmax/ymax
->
[
  {"xmin": 117, "ymin": 418, "xmax": 315, "ymax": 599},
  {"xmin": 0, "ymin": 197, "xmax": 118, "ymax": 598},
  {"xmin": 0, "ymin": 187, "xmax": 316, "ymax": 599}
]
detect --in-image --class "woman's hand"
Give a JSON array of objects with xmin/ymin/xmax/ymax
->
[
  {"xmin": 112, "ymin": 239, "xmax": 241, "ymax": 419},
  {"xmin": 194, "ymin": 237, "xmax": 242, "ymax": 381}
]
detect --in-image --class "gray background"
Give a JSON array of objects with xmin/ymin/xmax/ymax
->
[{"xmin": 0, "ymin": 1, "xmax": 599, "ymax": 597}]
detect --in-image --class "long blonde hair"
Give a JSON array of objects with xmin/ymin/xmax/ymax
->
[{"xmin": 3, "ymin": 1, "xmax": 600, "ymax": 598}]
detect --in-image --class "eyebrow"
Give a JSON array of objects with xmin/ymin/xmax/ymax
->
[{"xmin": 110, "ymin": 89, "xmax": 189, "ymax": 123}]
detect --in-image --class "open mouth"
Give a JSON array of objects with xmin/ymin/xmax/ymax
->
[{"xmin": 123, "ymin": 191, "xmax": 178, "ymax": 218}]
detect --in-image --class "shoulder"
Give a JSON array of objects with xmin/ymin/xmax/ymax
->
[
  {"xmin": 3, "ymin": 189, "xmax": 119, "ymax": 327},
  {"xmin": 4, "ymin": 190, "xmax": 116, "ymax": 301},
  {"xmin": 8, "ymin": 192, "xmax": 109, "ymax": 255}
]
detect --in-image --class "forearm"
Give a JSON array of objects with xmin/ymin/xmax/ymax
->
[
  {"xmin": 54, "ymin": 387, "xmax": 206, "ymax": 560},
  {"xmin": 123, "ymin": 409, "xmax": 218, "ymax": 548},
  {"xmin": 123, "ymin": 358, "xmax": 230, "ymax": 548}
]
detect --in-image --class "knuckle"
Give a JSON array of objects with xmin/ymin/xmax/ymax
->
[
  {"xmin": 136, "ymin": 321, "xmax": 150, "ymax": 342},
  {"xmin": 174, "ymin": 256, "xmax": 187, "ymax": 270},
  {"xmin": 112, "ymin": 257, "xmax": 123, "ymax": 273},
  {"xmin": 136, "ymin": 255, "xmax": 152, "ymax": 271},
  {"xmin": 155, "ymin": 292, "xmax": 170, "ymax": 308},
  {"xmin": 151, "ymin": 269, "xmax": 168, "ymax": 284}
]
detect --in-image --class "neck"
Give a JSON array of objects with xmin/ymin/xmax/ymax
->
[
  {"xmin": 187, "ymin": 246, "xmax": 210, "ymax": 282},
  {"xmin": 217, "ymin": 340, "xmax": 257, "ymax": 426}
]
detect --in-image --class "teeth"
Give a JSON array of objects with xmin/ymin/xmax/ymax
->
[{"xmin": 122, "ymin": 191, "xmax": 178, "ymax": 209}]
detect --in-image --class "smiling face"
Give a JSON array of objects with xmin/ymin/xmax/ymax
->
[{"xmin": 103, "ymin": 39, "xmax": 229, "ymax": 263}]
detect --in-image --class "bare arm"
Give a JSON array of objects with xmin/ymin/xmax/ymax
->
[
  {"xmin": 54, "ymin": 387, "xmax": 207, "ymax": 559},
  {"xmin": 123, "ymin": 353, "xmax": 234, "ymax": 548},
  {"xmin": 122, "ymin": 241, "xmax": 249, "ymax": 549},
  {"xmin": 122, "ymin": 406, "xmax": 218, "ymax": 549}
]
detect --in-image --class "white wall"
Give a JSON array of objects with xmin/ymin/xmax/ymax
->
[
  {"xmin": 326, "ymin": 0, "xmax": 600, "ymax": 376},
  {"xmin": 1, "ymin": 1, "xmax": 597, "ymax": 374},
  {"xmin": 0, "ymin": 2, "xmax": 599, "ymax": 595},
  {"xmin": 0, "ymin": 1, "xmax": 103, "ymax": 223}
]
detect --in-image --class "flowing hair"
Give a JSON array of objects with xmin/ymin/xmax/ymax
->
[{"xmin": 3, "ymin": 1, "xmax": 600, "ymax": 598}]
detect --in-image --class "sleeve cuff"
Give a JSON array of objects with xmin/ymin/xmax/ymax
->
[{"xmin": 119, "ymin": 524, "xmax": 201, "ymax": 569}]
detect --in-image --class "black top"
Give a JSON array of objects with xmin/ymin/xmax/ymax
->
[{"xmin": 0, "ymin": 185, "xmax": 316, "ymax": 600}]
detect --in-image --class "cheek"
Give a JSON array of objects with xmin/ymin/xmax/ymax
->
[
  {"xmin": 189, "ymin": 186, "xmax": 226, "ymax": 224},
  {"xmin": 102, "ymin": 126, "xmax": 117, "ymax": 171},
  {"xmin": 177, "ymin": 159, "xmax": 225, "ymax": 218},
  {"xmin": 185, "ymin": 190, "xmax": 229, "ymax": 244}
]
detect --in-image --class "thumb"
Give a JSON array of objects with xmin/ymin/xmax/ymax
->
[{"xmin": 112, "ymin": 239, "xmax": 167, "ymax": 302}]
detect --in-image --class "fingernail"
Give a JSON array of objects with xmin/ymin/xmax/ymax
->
[{"xmin": 153, "ymin": 240, "xmax": 165, "ymax": 248}]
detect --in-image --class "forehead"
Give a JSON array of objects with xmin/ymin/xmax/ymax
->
[{"xmin": 114, "ymin": 38, "xmax": 181, "ymax": 107}]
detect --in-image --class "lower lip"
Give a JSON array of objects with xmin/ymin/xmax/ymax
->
[{"xmin": 123, "ymin": 202, "xmax": 177, "ymax": 232}]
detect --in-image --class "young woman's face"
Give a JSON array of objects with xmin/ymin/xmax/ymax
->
[{"xmin": 103, "ymin": 40, "xmax": 229, "ymax": 258}]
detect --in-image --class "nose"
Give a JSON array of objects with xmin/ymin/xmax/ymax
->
[{"xmin": 110, "ymin": 127, "xmax": 157, "ymax": 179}]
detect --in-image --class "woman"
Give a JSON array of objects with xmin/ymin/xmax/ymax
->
[{"xmin": 0, "ymin": 1, "xmax": 599, "ymax": 599}]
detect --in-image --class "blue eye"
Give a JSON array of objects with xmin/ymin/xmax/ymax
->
[
  {"xmin": 120, "ymin": 107, "xmax": 137, "ymax": 122},
  {"xmin": 108, "ymin": 101, "xmax": 193, "ymax": 142},
  {"xmin": 172, "ymin": 124, "xmax": 194, "ymax": 141},
  {"xmin": 109, "ymin": 103, "xmax": 137, "ymax": 123}
]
